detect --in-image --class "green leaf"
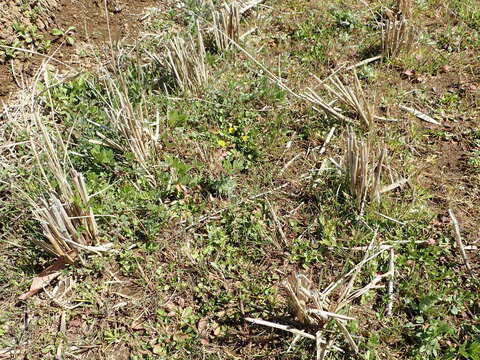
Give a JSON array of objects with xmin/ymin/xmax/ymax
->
[{"xmin": 51, "ymin": 28, "xmax": 64, "ymax": 36}]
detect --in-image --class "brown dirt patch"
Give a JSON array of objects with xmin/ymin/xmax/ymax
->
[
  {"xmin": 418, "ymin": 123, "xmax": 480, "ymax": 242},
  {"xmin": 0, "ymin": 0, "xmax": 158, "ymax": 102}
]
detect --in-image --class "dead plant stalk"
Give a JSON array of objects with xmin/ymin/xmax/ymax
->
[
  {"xmin": 381, "ymin": 15, "xmax": 414, "ymax": 58},
  {"xmin": 30, "ymin": 112, "xmax": 100, "ymax": 262},
  {"xmin": 166, "ymin": 22, "xmax": 208, "ymax": 93}
]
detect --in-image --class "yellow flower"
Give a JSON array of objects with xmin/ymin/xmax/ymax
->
[
  {"xmin": 241, "ymin": 135, "xmax": 248, "ymax": 142},
  {"xmin": 228, "ymin": 126, "xmax": 235, "ymax": 134},
  {"xmin": 217, "ymin": 139, "xmax": 226, "ymax": 147}
]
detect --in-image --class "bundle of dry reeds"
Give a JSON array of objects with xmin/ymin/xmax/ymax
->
[
  {"xmin": 323, "ymin": 71, "xmax": 374, "ymax": 128},
  {"xmin": 247, "ymin": 232, "xmax": 394, "ymax": 356},
  {"xmin": 166, "ymin": 22, "xmax": 208, "ymax": 93},
  {"xmin": 344, "ymin": 128, "xmax": 385, "ymax": 213},
  {"xmin": 102, "ymin": 74, "xmax": 160, "ymax": 185},
  {"xmin": 212, "ymin": 2, "xmax": 240, "ymax": 52},
  {"xmin": 381, "ymin": 14, "xmax": 414, "ymax": 59},
  {"xmin": 303, "ymin": 70, "xmax": 374, "ymax": 128},
  {"xmin": 30, "ymin": 112, "xmax": 100, "ymax": 262},
  {"xmin": 32, "ymin": 173, "xmax": 98, "ymax": 263}
]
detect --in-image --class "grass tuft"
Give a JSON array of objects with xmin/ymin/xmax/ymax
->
[
  {"xmin": 381, "ymin": 14, "xmax": 415, "ymax": 59},
  {"xmin": 166, "ymin": 21, "xmax": 208, "ymax": 93},
  {"xmin": 211, "ymin": 2, "xmax": 240, "ymax": 52}
]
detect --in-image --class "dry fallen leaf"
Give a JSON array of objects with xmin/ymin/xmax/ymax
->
[
  {"xmin": 402, "ymin": 69, "xmax": 415, "ymax": 77},
  {"xmin": 19, "ymin": 255, "xmax": 73, "ymax": 300},
  {"xmin": 131, "ymin": 318, "xmax": 145, "ymax": 330},
  {"xmin": 440, "ymin": 65, "xmax": 452, "ymax": 73},
  {"xmin": 198, "ymin": 318, "xmax": 208, "ymax": 334}
]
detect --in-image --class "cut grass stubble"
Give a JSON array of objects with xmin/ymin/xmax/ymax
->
[
  {"xmin": 166, "ymin": 22, "xmax": 208, "ymax": 93},
  {"xmin": 29, "ymin": 111, "xmax": 100, "ymax": 263}
]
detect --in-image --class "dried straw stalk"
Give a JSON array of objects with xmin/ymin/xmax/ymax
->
[
  {"xmin": 303, "ymin": 70, "xmax": 374, "ymax": 128},
  {"xmin": 398, "ymin": 0, "xmax": 412, "ymax": 18},
  {"xmin": 344, "ymin": 128, "xmax": 385, "ymax": 213},
  {"xmin": 321, "ymin": 71, "xmax": 374, "ymax": 128},
  {"xmin": 381, "ymin": 14, "xmax": 414, "ymax": 59},
  {"xmin": 448, "ymin": 209, "xmax": 474, "ymax": 276},
  {"xmin": 166, "ymin": 22, "xmax": 208, "ymax": 93},
  {"xmin": 30, "ymin": 113, "xmax": 99, "ymax": 262},
  {"xmin": 248, "ymin": 232, "xmax": 394, "ymax": 354},
  {"xmin": 212, "ymin": 2, "xmax": 240, "ymax": 52},
  {"xmin": 103, "ymin": 76, "xmax": 160, "ymax": 184}
]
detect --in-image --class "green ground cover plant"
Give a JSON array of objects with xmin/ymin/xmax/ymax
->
[{"xmin": 0, "ymin": 0, "xmax": 478, "ymax": 358}]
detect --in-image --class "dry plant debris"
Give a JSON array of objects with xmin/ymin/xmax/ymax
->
[
  {"xmin": 102, "ymin": 74, "xmax": 161, "ymax": 185},
  {"xmin": 398, "ymin": 0, "xmax": 413, "ymax": 18},
  {"xmin": 166, "ymin": 22, "xmax": 208, "ymax": 93},
  {"xmin": 399, "ymin": 104, "xmax": 441, "ymax": 125},
  {"xmin": 321, "ymin": 70, "xmax": 374, "ymax": 128},
  {"xmin": 344, "ymin": 128, "xmax": 385, "ymax": 213},
  {"xmin": 211, "ymin": 2, "xmax": 240, "ymax": 52},
  {"xmin": 448, "ymin": 209, "xmax": 474, "ymax": 277},
  {"xmin": 381, "ymin": 14, "xmax": 414, "ymax": 59},
  {"xmin": 29, "ymin": 113, "xmax": 102, "ymax": 262},
  {"xmin": 303, "ymin": 70, "xmax": 375, "ymax": 128},
  {"xmin": 247, "ymin": 232, "xmax": 394, "ymax": 356}
]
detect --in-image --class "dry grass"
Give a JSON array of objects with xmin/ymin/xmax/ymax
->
[
  {"xmin": 381, "ymin": 14, "xmax": 414, "ymax": 59},
  {"xmin": 344, "ymin": 128, "xmax": 385, "ymax": 214},
  {"xmin": 102, "ymin": 73, "xmax": 161, "ymax": 185},
  {"xmin": 166, "ymin": 21, "xmax": 208, "ymax": 93},
  {"xmin": 29, "ymin": 111, "xmax": 100, "ymax": 262},
  {"xmin": 212, "ymin": 2, "xmax": 240, "ymax": 52},
  {"xmin": 321, "ymin": 70, "xmax": 374, "ymax": 128},
  {"xmin": 303, "ymin": 70, "xmax": 375, "ymax": 128},
  {"xmin": 248, "ymin": 231, "xmax": 394, "ymax": 356},
  {"xmin": 398, "ymin": 0, "xmax": 413, "ymax": 18}
]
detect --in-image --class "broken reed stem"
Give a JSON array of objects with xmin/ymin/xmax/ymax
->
[
  {"xmin": 302, "ymin": 88, "xmax": 353, "ymax": 124},
  {"xmin": 212, "ymin": 2, "xmax": 240, "ymax": 52},
  {"xmin": 381, "ymin": 14, "xmax": 414, "ymax": 59},
  {"xmin": 321, "ymin": 70, "xmax": 374, "ymax": 128},
  {"xmin": 239, "ymin": 0, "xmax": 264, "ymax": 14},
  {"xmin": 344, "ymin": 129, "xmax": 385, "ymax": 212},
  {"xmin": 166, "ymin": 21, "xmax": 208, "ymax": 93},
  {"xmin": 387, "ymin": 248, "xmax": 395, "ymax": 316},
  {"xmin": 103, "ymin": 74, "xmax": 159, "ymax": 185},
  {"xmin": 245, "ymin": 318, "xmax": 344, "ymax": 353},
  {"xmin": 448, "ymin": 209, "xmax": 474, "ymax": 276}
]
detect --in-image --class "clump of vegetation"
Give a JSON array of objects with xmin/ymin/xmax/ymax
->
[
  {"xmin": 343, "ymin": 128, "xmax": 385, "ymax": 213},
  {"xmin": 211, "ymin": 2, "xmax": 240, "ymax": 52},
  {"xmin": 28, "ymin": 111, "xmax": 100, "ymax": 262},
  {"xmin": 0, "ymin": 0, "xmax": 479, "ymax": 358},
  {"xmin": 166, "ymin": 22, "xmax": 208, "ymax": 93},
  {"xmin": 381, "ymin": 14, "xmax": 415, "ymax": 59}
]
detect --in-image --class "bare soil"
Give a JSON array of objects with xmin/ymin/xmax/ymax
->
[{"xmin": 0, "ymin": 0, "xmax": 158, "ymax": 101}]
